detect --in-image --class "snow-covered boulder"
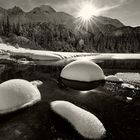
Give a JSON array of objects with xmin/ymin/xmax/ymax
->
[
  {"xmin": 61, "ymin": 60, "xmax": 105, "ymax": 82},
  {"xmin": 126, "ymin": 97, "xmax": 133, "ymax": 103},
  {"xmin": 0, "ymin": 79, "xmax": 41, "ymax": 114},
  {"xmin": 60, "ymin": 60, "xmax": 105, "ymax": 90},
  {"xmin": 51, "ymin": 101, "xmax": 106, "ymax": 139},
  {"xmin": 30, "ymin": 80, "xmax": 43, "ymax": 87},
  {"xmin": 121, "ymin": 83, "xmax": 135, "ymax": 90},
  {"xmin": 105, "ymin": 75, "xmax": 123, "ymax": 83}
]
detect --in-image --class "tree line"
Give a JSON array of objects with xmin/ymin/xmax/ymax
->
[{"xmin": 0, "ymin": 16, "xmax": 140, "ymax": 53}]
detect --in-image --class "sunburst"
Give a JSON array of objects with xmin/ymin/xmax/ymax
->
[
  {"xmin": 75, "ymin": 1, "xmax": 101, "ymax": 31},
  {"xmin": 78, "ymin": 2, "xmax": 99, "ymax": 21}
]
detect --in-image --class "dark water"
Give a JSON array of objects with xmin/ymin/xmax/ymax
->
[
  {"xmin": 1, "ymin": 58, "xmax": 140, "ymax": 81},
  {"xmin": 0, "ymin": 61, "xmax": 140, "ymax": 140}
]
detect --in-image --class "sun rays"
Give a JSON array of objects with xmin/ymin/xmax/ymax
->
[
  {"xmin": 73, "ymin": 0, "xmax": 101, "ymax": 31},
  {"xmin": 77, "ymin": 1, "xmax": 100, "ymax": 22}
]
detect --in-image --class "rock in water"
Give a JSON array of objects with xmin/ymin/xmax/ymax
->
[
  {"xmin": 30, "ymin": 80, "xmax": 43, "ymax": 87},
  {"xmin": 105, "ymin": 75, "xmax": 123, "ymax": 83},
  {"xmin": 121, "ymin": 83, "xmax": 135, "ymax": 90},
  {"xmin": 61, "ymin": 60, "xmax": 104, "ymax": 82},
  {"xmin": 51, "ymin": 101, "xmax": 106, "ymax": 139},
  {"xmin": 0, "ymin": 79, "xmax": 41, "ymax": 114},
  {"xmin": 60, "ymin": 60, "xmax": 105, "ymax": 90}
]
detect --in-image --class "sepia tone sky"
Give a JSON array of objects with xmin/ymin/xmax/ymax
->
[{"xmin": 0, "ymin": 0, "xmax": 140, "ymax": 27}]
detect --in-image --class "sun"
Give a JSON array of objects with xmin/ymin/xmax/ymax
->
[
  {"xmin": 74, "ymin": 1, "xmax": 101, "ymax": 30},
  {"xmin": 77, "ymin": 1, "xmax": 100, "ymax": 22},
  {"xmin": 78, "ymin": 4, "xmax": 95, "ymax": 21}
]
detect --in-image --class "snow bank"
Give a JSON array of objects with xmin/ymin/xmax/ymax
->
[
  {"xmin": 0, "ymin": 43, "xmax": 62, "ymax": 61},
  {"xmin": 61, "ymin": 60, "xmax": 105, "ymax": 82},
  {"xmin": 0, "ymin": 79, "xmax": 41, "ymax": 114},
  {"xmin": 0, "ymin": 43, "xmax": 20, "ymax": 52},
  {"xmin": 51, "ymin": 101, "xmax": 106, "ymax": 139},
  {"xmin": 112, "ymin": 54, "xmax": 140, "ymax": 59},
  {"xmin": 92, "ymin": 53, "xmax": 140, "ymax": 60}
]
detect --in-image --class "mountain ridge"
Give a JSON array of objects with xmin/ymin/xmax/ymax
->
[{"xmin": 0, "ymin": 5, "xmax": 124, "ymax": 29}]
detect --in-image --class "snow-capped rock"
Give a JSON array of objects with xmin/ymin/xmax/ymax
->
[
  {"xmin": 105, "ymin": 75, "xmax": 123, "ymax": 83},
  {"xmin": 0, "ymin": 79, "xmax": 41, "ymax": 114},
  {"xmin": 126, "ymin": 97, "xmax": 133, "ymax": 103},
  {"xmin": 30, "ymin": 80, "xmax": 43, "ymax": 87},
  {"xmin": 61, "ymin": 60, "xmax": 105, "ymax": 82},
  {"xmin": 121, "ymin": 83, "xmax": 135, "ymax": 90},
  {"xmin": 51, "ymin": 101, "xmax": 106, "ymax": 139},
  {"xmin": 60, "ymin": 60, "xmax": 105, "ymax": 90}
]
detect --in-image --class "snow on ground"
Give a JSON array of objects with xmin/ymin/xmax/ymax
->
[
  {"xmin": 0, "ymin": 43, "xmax": 62, "ymax": 61},
  {"xmin": 116, "ymin": 73, "xmax": 140, "ymax": 86},
  {"xmin": 0, "ymin": 43, "xmax": 140, "ymax": 66}
]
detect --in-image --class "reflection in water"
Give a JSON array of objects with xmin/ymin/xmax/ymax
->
[
  {"xmin": 0, "ymin": 64, "xmax": 62, "ymax": 83},
  {"xmin": 79, "ymin": 89, "xmax": 102, "ymax": 95},
  {"xmin": 0, "ymin": 61, "xmax": 139, "ymax": 99},
  {"xmin": 80, "ymin": 90, "xmax": 90, "ymax": 95}
]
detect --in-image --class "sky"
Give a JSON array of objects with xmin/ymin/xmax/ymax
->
[{"xmin": 0, "ymin": 0, "xmax": 140, "ymax": 27}]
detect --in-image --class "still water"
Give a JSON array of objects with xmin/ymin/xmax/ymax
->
[{"xmin": 0, "ymin": 59, "xmax": 140, "ymax": 140}]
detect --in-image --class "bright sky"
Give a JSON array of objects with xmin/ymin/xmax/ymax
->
[{"xmin": 0, "ymin": 0, "xmax": 140, "ymax": 27}]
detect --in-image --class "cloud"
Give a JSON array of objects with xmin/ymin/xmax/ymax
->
[
  {"xmin": 52, "ymin": 0, "xmax": 130, "ymax": 15},
  {"xmin": 94, "ymin": 0, "xmax": 130, "ymax": 15}
]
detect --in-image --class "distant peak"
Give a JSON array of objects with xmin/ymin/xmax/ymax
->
[
  {"xmin": 0, "ymin": 6, "xmax": 6, "ymax": 12},
  {"xmin": 95, "ymin": 16, "xmax": 124, "ymax": 28},
  {"xmin": 8, "ymin": 6, "xmax": 24, "ymax": 14},
  {"xmin": 30, "ymin": 5, "xmax": 56, "ymax": 14},
  {"xmin": 10, "ymin": 6, "xmax": 23, "ymax": 11},
  {"xmin": 40, "ymin": 5, "xmax": 56, "ymax": 12},
  {"xmin": 0, "ymin": 6, "xmax": 5, "ymax": 10}
]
